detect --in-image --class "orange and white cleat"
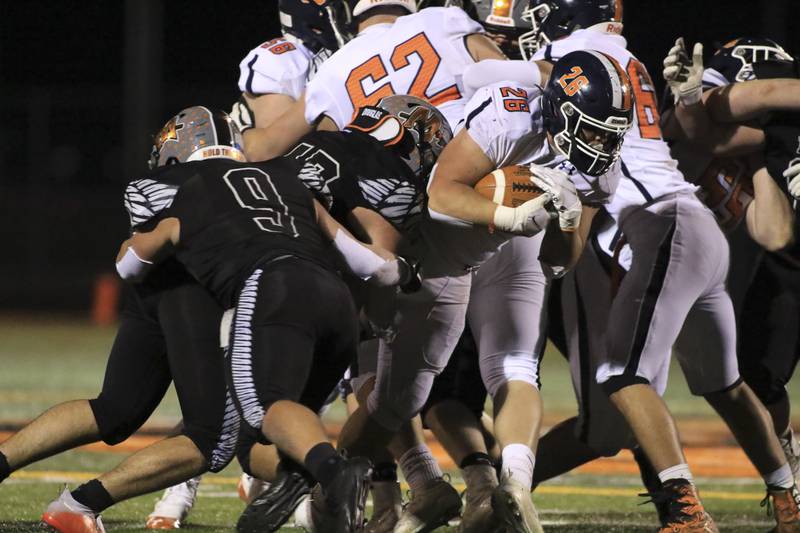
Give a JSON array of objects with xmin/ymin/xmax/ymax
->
[
  {"xmin": 41, "ymin": 488, "xmax": 106, "ymax": 533},
  {"xmin": 654, "ymin": 479, "xmax": 718, "ymax": 533},
  {"xmin": 237, "ymin": 473, "xmax": 270, "ymax": 504},
  {"xmin": 145, "ymin": 476, "xmax": 201, "ymax": 529},
  {"xmin": 764, "ymin": 484, "xmax": 800, "ymax": 533}
]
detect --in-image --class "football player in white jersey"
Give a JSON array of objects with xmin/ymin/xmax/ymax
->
[
  {"xmin": 335, "ymin": 50, "xmax": 633, "ymax": 533},
  {"xmin": 242, "ymin": 0, "xmax": 507, "ymax": 162},
  {"xmin": 462, "ymin": 1, "xmax": 800, "ymax": 530},
  {"xmin": 230, "ymin": 0, "xmax": 349, "ymax": 156}
]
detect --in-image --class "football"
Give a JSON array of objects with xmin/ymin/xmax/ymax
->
[{"xmin": 474, "ymin": 165, "xmax": 545, "ymax": 208}]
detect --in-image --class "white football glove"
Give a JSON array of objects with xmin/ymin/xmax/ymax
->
[
  {"xmin": 229, "ymin": 97, "xmax": 255, "ymax": 133},
  {"xmin": 529, "ymin": 164, "xmax": 582, "ymax": 232},
  {"xmin": 784, "ymin": 159, "xmax": 800, "ymax": 201},
  {"xmin": 492, "ymin": 193, "xmax": 555, "ymax": 236},
  {"xmin": 663, "ymin": 37, "xmax": 704, "ymax": 106}
]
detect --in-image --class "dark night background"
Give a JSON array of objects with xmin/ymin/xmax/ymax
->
[{"xmin": 1, "ymin": 1, "xmax": 797, "ymax": 311}]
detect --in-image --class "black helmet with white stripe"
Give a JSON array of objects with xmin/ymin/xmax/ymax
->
[
  {"xmin": 542, "ymin": 50, "xmax": 634, "ymax": 176},
  {"xmin": 148, "ymin": 106, "xmax": 245, "ymax": 170},
  {"xmin": 706, "ymin": 37, "xmax": 796, "ymax": 85}
]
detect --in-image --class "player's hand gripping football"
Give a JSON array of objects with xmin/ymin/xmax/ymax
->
[
  {"xmin": 492, "ymin": 193, "xmax": 555, "ymax": 236},
  {"xmin": 529, "ymin": 164, "xmax": 582, "ymax": 232},
  {"xmin": 663, "ymin": 37, "xmax": 704, "ymax": 106}
]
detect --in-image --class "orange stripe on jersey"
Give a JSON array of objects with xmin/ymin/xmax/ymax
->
[{"xmin": 607, "ymin": 55, "xmax": 633, "ymax": 111}]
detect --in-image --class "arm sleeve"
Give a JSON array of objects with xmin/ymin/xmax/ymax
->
[
  {"xmin": 304, "ymin": 74, "xmax": 347, "ymax": 128},
  {"xmin": 462, "ymin": 60, "xmax": 541, "ymax": 98}
]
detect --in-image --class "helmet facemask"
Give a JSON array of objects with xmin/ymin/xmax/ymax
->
[
  {"xmin": 518, "ymin": 3, "xmax": 551, "ymax": 60},
  {"xmin": 730, "ymin": 44, "xmax": 794, "ymax": 82},
  {"xmin": 551, "ymin": 101, "xmax": 630, "ymax": 176}
]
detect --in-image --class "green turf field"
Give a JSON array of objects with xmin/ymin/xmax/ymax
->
[{"xmin": 0, "ymin": 316, "xmax": 795, "ymax": 531}]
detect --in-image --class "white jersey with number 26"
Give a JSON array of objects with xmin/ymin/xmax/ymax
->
[{"xmin": 303, "ymin": 7, "xmax": 484, "ymax": 130}]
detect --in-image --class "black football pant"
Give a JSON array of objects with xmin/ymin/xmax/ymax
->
[
  {"xmin": 228, "ymin": 257, "xmax": 358, "ymax": 447},
  {"xmin": 88, "ymin": 281, "xmax": 238, "ymax": 472},
  {"xmin": 738, "ymin": 253, "xmax": 800, "ymax": 406}
]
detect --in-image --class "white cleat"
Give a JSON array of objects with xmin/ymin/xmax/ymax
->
[
  {"xmin": 458, "ymin": 464, "xmax": 501, "ymax": 533},
  {"xmin": 364, "ymin": 480, "xmax": 403, "ymax": 533},
  {"xmin": 491, "ymin": 477, "xmax": 543, "ymax": 533},
  {"xmin": 146, "ymin": 476, "xmax": 202, "ymax": 529},
  {"xmin": 237, "ymin": 473, "xmax": 271, "ymax": 504},
  {"xmin": 41, "ymin": 487, "xmax": 106, "ymax": 533},
  {"xmin": 292, "ymin": 493, "xmax": 314, "ymax": 531},
  {"xmin": 394, "ymin": 477, "xmax": 462, "ymax": 533}
]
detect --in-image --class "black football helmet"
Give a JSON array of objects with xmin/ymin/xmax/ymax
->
[
  {"xmin": 148, "ymin": 106, "xmax": 245, "ymax": 170},
  {"xmin": 278, "ymin": 0, "xmax": 354, "ymax": 53},
  {"xmin": 462, "ymin": 0, "xmax": 532, "ymax": 59},
  {"xmin": 518, "ymin": 0, "xmax": 623, "ymax": 60},
  {"xmin": 542, "ymin": 50, "xmax": 633, "ymax": 176},
  {"xmin": 706, "ymin": 37, "xmax": 797, "ymax": 84}
]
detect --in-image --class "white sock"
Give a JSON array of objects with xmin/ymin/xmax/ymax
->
[
  {"xmin": 764, "ymin": 463, "xmax": 795, "ymax": 489},
  {"xmin": 657, "ymin": 463, "xmax": 694, "ymax": 484},
  {"xmin": 500, "ymin": 444, "xmax": 535, "ymax": 488},
  {"xmin": 399, "ymin": 444, "xmax": 443, "ymax": 491}
]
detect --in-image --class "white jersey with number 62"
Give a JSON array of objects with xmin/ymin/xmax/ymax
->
[{"xmin": 303, "ymin": 7, "xmax": 484, "ymax": 130}]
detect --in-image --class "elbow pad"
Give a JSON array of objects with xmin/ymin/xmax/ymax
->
[{"xmin": 116, "ymin": 247, "xmax": 153, "ymax": 281}]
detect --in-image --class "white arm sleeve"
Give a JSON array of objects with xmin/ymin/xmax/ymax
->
[
  {"xmin": 116, "ymin": 247, "xmax": 153, "ymax": 282},
  {"xmin": 462, "ymin": 60, "xmax": 541, "ymax": 98},
  {"xmin": 332, "ymin": 230, "xmax": 406, "ymax": 286}
]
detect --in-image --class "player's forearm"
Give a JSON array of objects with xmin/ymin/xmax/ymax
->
[
  {"xmin": 666, "ymin": 98, "xmax": 715, "ymax": 146},
  {"xmin": 540, "ymin": 205, "xmax": 596, "ymax": 271},
  {"xmin": 462, "ymin": 60, "xmax": 544, "ymax": 97},
  {"xmin": 746, "ymin": 166, "xmax": 794, "ymax": 251},
  {"xmin": 427, "ymin": 173, "xmax": 497, "ymax": 226},
  {"xmin": 706, "ymin": 79, "xmax": 800, "ymax": 123}
]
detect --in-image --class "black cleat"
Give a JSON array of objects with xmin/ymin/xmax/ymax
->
[
  {"xmin": 310, "ymin": 456, "xmax": 373, "ymax": 532},
  {"xmin": 236, "ymin": 462, "xmax": 313, "ymax": 533}
]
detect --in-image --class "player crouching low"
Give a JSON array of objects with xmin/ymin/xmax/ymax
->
[{"xmin": 46, "ymin": 106, "xmax": 416, "ymax": 533}]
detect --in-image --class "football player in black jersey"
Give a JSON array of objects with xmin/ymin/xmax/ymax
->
[
  {"xmin": 114, "ymin": 105, "xmax": 427, "ymax": 533},
  {"xmin": 229, "ymin": 95, "xmax": 457, "ymax": 533},
  {"xmin": 663, "ymin": 37, "xmax": 800, "ymax": 527},
  {"xmin": 0, "ymin": 108, "xmax": 245, "ymax": 533}
]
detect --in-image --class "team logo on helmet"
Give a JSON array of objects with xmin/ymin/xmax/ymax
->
[
  {"xmin": 153, "ymin": 117, "xmax": 184, "ymax": 154},
  {"xmin": 543, "ymin": 50, "xmax": 633, "ymax": 176}
]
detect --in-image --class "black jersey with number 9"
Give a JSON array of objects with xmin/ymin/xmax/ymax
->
[{"xmin": 164, "ymin": 158, "xmax": 334, "ymax": 307}]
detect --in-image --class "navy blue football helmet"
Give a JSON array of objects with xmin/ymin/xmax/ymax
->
[
  {"xmin": 278, "ymin": 0, "xmax": 355, "ymax": 53},
  {"xmin": 706, "ymin": 37, "xmax": 797, "ymax": 84},
  {"xmin": 518, "ymin": 0, "xmax": 622, "ymax": 59},
  {"xmin": 542, "ymin": 50, "xmax": 634, "ymax": 176}
]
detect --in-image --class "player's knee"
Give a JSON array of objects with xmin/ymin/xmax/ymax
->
[
  {"xmin": 480, "ymin": 351, "xmax": 540, "ymax": 398},
  {"xmin": 366, "ymin": 378, "xmax": 435, "ymax": 432},
  {"xmin": 351, "ymin": 372, "xmax": 376, "ymax": 403},
  {"xmin": 740, "ymin": 366, "xmax": 788, "ymax": 406},
  {"xmin": 88, "ymin": 396, "xmax": 146, "ymax": 445},
  {"xmin": 182, "ymin": 423, "xmax": 238, "ymax": 473}
]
